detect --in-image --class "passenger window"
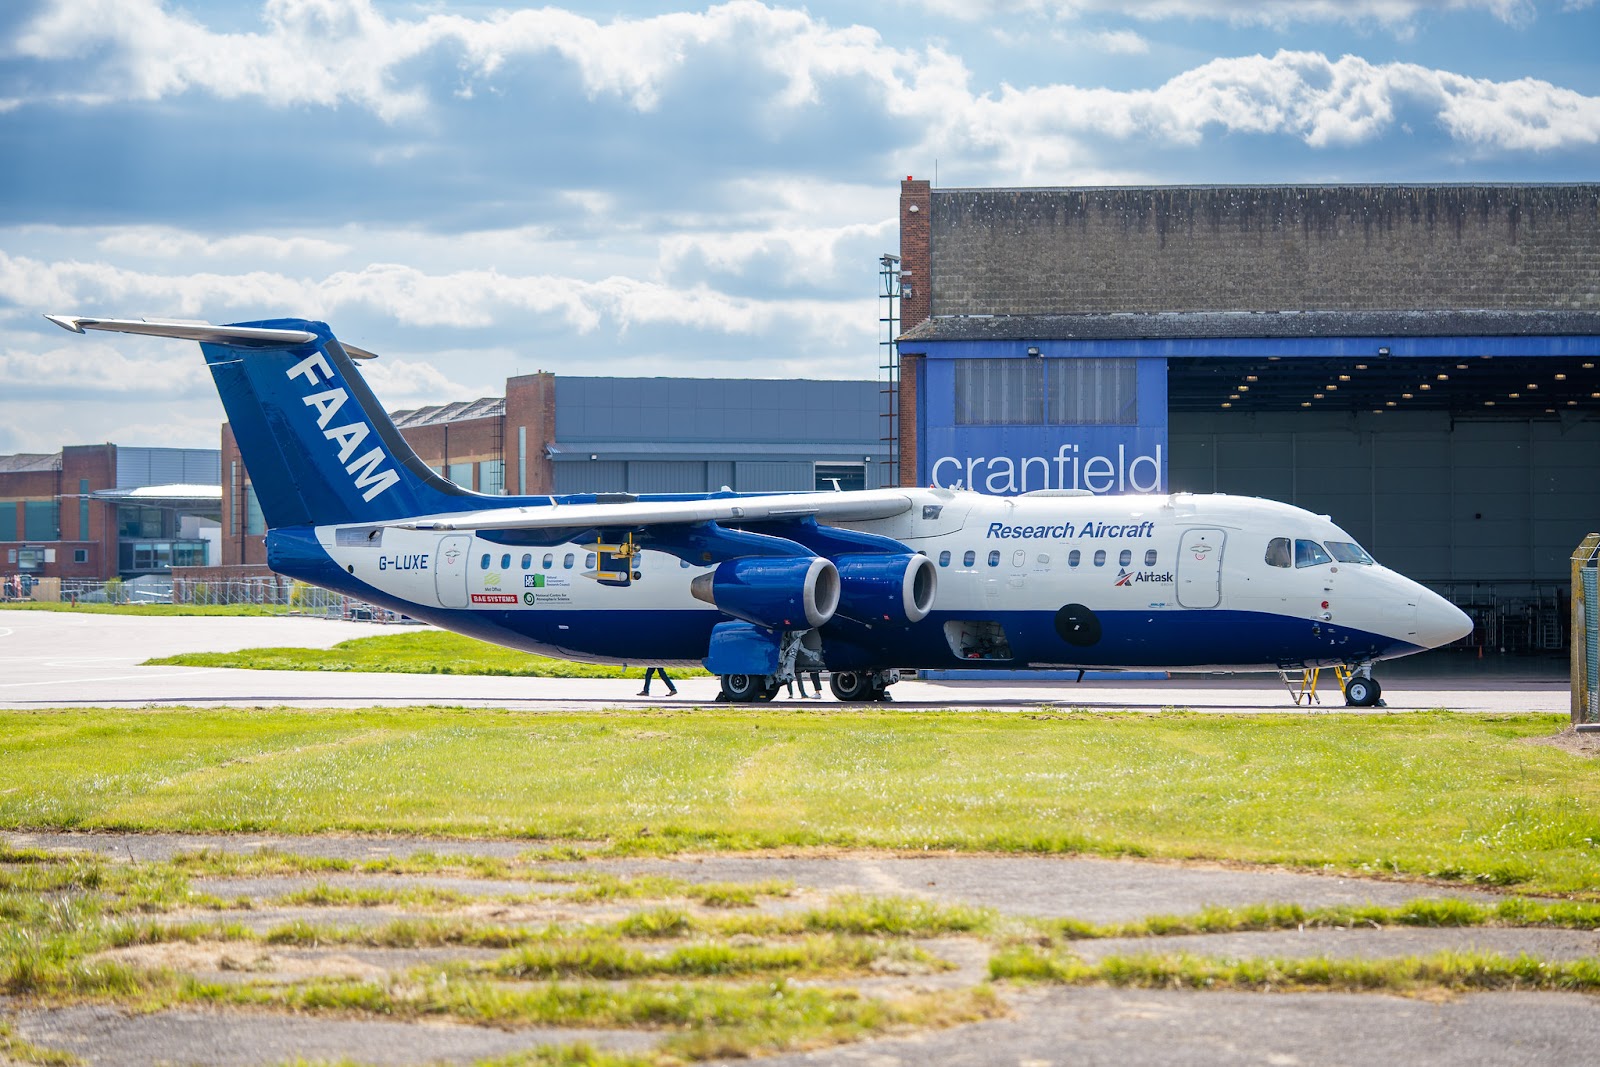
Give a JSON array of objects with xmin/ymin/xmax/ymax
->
[
  {"xmin": 479, "ymin": 554, "xmax": 490, "ymax": 570},
  {"xmin": 500, "ymin": 554, "xmax": 511, "ymax": 570},
  {"xmin": 520, "ymin": 553, "xmax": 532, "ymax": 569},
  {"xmin": 1118, "ymin": 549, "xmax": 1132, "ymax": 567},
  {"xmin": 564, "ymin": 553, "xmax": 575, "ymax": 569},
  {"xmin": 939, "ymin": 550, "xmax": 951, "ymax": 567},
  {"xmin": 585, "ymin": 553, "xmax": 596, "ymax": 568},
  {"xmin": 1325, "ymin": 541, "xmax": 1375, "ymax": 565},
  {"xmin": 1144, "ymin": 549, "xmax": 1157, "ymax": 567},
  {"xmin": 1294, "ymin": 539, "xmax": 1332, "ymax": 568},
  {"xmin": 1013, "ymin": 550, "xmax": 1026, "ymax": 567},
  {"xmin": 1265, "ymin": 537, "xmax": 1292, "ymax": 568},
  {"xmin": 963, "ymin": 550, "xmax": 976, "ymax": 567},
  {"xmin": 987, "ymin": 550, "xmax": 1000, "ymax": 567},
  {"xmin": 1093, "ymin": 549, "xmax": 1106, "ymax": 567},
  {"xmin": 543, "ymin": 553, "xmax": 554, "ymax": 569},
  {"xmin": 1068, "ymin": 550, "xmax": 1080, "ymax": 568}
]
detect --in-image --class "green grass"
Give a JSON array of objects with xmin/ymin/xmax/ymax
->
[
  {"xmin": 990, "ymin": 944, "xmax": 1600, "ymax": 995},
  {"xmin": 2, "ymin": 706, "xmax": 1596, "ymax": 894},
  {"xmin": 143, "ymin": 630, "xmax": 711, "ymax": 677}
]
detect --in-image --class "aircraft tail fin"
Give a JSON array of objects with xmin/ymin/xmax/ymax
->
[{"xmin": 46, "ymin": 315, "xmax": 478, "ymax": 529}]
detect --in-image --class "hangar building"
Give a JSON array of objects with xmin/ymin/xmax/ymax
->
[{"xmin": 893, "ymin": 181, "xmax": 1600, "ymax": 650}]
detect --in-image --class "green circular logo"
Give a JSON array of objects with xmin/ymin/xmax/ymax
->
[{"xmin": 523, "ymin": 592, "xmax": 536, "ymax": 605}]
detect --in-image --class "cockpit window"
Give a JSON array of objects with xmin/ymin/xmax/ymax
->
[
  {"xmin": 1325, "ymin": 541, "xmax": 1374, "ymax": 565},
  {"xmin": 1294, "ymin": 539, "xmax": 1332, "ymax": 568},
  {"xmin": 1265, "ymin": 537, "xmax": 1291, "ymax": 568}
]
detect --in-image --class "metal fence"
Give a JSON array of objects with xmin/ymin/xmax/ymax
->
[{"xmin": 56, "ymin": 576, "xmax": 351, "ymax": 616}]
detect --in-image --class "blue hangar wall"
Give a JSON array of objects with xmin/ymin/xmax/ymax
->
[{"xmin": 914, "ymin": 340, "xmax": 1166, "ymax": 494}]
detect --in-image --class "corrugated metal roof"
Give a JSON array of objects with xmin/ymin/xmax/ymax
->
[
  {"xmin": 390, "ymin": 397, "xmax": 505, "ymax": 428},
  {"xmin": 0, "ymin": 452, "xmax": 60, "ymax": 473},
  {"xmin": 92, "ymin": 483, "xmax": 223, "ymax": 502}
]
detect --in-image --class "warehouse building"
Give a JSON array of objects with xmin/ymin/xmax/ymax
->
[{"xmin": 892, "ymin": 180, "xmax": 1600, "ymax": 650}]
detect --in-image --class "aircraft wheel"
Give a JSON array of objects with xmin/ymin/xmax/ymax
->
[
  {"xmin": 757, "ymin": 682, "xmax": 780, "ymax": 702},
  {"xmin": 1344, "ymin": 675, "xmax": 1382, "ymax": 707},
  {"xmin": 721, "ymin": 673, "xmax": 766, "ymax": 703},
  {"xmin": 829, "ymin": 671, "xmax": 874, "ymax": 702}
]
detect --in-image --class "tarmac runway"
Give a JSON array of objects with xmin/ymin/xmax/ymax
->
[{"xmin": 0, "ymin": 609, "xmax": 1571, "ymax": 712}]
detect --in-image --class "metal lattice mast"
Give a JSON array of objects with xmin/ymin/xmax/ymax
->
[{"xmin": 878, "ymin": 253, "xmax": 901, "ymax": 488}]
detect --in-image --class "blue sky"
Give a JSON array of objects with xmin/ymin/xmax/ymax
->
[{"xmin": 2, "ymin": 0, "xmax": 1597, "ymax": 451}]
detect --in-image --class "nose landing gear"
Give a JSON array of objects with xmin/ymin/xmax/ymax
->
[{"xmin": 1343, "ymin": 666, "xmax": 1383, "ymax": 708}]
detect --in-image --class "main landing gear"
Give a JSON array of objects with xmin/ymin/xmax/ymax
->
[
  {"xmin": 827, "ymin": 670, "xmax": 900, "ymax": 703},
  {"xmin": 717, "ymin": 668, "xmax": 902, "ymax": 704}
]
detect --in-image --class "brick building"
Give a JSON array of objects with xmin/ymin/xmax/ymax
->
[
  {"xmin": 893, "ymin": 179, "xmax": 1600, "ymax": 630},
  {"xmin": 0, "ymin": 445, "xmax": 220, "ymax": 585}
]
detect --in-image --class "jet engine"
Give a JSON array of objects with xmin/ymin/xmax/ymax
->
[
  {"xmin": 833, "ymin": 552, "xmax": 937, "ymax": 626},
  {"xmin": 689, "ymin": 555, "xmax": 839, "ymax": 630}
]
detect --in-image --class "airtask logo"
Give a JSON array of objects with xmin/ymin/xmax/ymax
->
[
  {"xmin": 932, "ymin": 444, "xmax": 1162, "ymax": 495},
  {"xmin": 286, "ymin": 350, "xmax": 399, "ymax": 502},
  {"xmin": 1115, "ymin": 567, "xmax": 1173, "ymax": 587}
]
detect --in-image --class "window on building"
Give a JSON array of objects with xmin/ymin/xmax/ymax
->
[
  {"xmin": 479, "ymin": 459, "xmax": 505, "ymax": 496},
  {"xmin": 0, "ymin": 503, "xmax": 16, "ymax": 542},
  {"xmin": 953, "ymin": 357, "xmax": 1138, "ymax": 426},
  {"xmin": 23, "ymin": 501, "xmax": 57, "ymax": 541},
  {"xmin": 244, "ymin": 486, "xmax": 265, "ymax": 536},
  {"xmin": 447, "ymin": 462, "xmax": 474, "ymax": 490},
  {"xmin": 79, "ymin": 479, "xmax": 89, "ymax": 541},
  {"xmin": 1047, "ymin": 358, "xmax": 1138, "ymax": 424},
  {"xmin": 815, "ymin": 464, "xmax": 866, "ymax": 491},
  {"xmin": 73, "ymin": 549, "xmax": 88, "ymax": 563},
  {"xmin": 954, "ymin": 359, "xmax": 1044, "ymax": 424}
]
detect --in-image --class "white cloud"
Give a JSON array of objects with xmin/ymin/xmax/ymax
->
[
  {"xmin": 95, "ymin": 228, "xmax": 351, "ymax": 261},
  {"xmin": 910, "ymin": 1, "xmax": 1536, "ymax": 29},
  {"xmin": 12, "ymin": 1, "xmax": 1594, "ymax": 166},
  {"xmin": 0, "ymin": 250, "xmax": 872, "ymax": 346},
  {"xmin": 1081, "ymin": 30, "xmax": 1149, "ymax": 54}
]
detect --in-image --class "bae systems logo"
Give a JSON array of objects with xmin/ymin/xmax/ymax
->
[{"xmin": 285, "ymin": 350, "xmax": 400, "ymax": 502}]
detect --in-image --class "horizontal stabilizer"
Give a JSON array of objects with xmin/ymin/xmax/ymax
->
[{"xmin": 44, "ymin": 315, "xmax": 378, "ymax": 358}]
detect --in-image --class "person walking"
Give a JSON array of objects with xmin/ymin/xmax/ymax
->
[{"xmin": 638, "ymin": 666, "xmax": 677, "ymax": 696}]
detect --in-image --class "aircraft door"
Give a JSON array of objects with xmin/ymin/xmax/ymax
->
[
  {"xmin": 1176, "ymin": 527, "xmax": 1226, "ymax": 609},
  {"xmin": 435, "ymin": 535, "xmax": 472, "ymax": 608}
]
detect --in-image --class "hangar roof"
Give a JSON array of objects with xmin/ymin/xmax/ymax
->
[{"xmin": 899, "ymin": 309, "xmax": 1600, "ymax": 415}]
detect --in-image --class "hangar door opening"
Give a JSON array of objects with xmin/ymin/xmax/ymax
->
[{"xmin": 1169, "ymin": 411, "xmax": 1600, "ymax": 653}]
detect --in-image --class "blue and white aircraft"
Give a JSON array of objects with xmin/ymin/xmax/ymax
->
[{"xmin": 48, "ymin": 314, "xmax": 1473, "ymax": 706}]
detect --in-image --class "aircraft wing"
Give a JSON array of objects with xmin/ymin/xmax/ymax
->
[{"xmin": 394, "ymin": 488, "xmax": 916, "ymax": 533}]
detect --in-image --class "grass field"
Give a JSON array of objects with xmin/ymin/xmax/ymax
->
[
  {"xmin": 1, "ymin": 706, "xmax": 1594, "ymax": 895},
  {"xmin": 145, "ymin": 630, "xmax": 712, "ymax": 678}
]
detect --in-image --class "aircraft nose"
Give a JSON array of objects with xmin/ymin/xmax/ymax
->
[{"xmin": 1417, "ymin": 590, "xmax": 1474, "ymax": 650}]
